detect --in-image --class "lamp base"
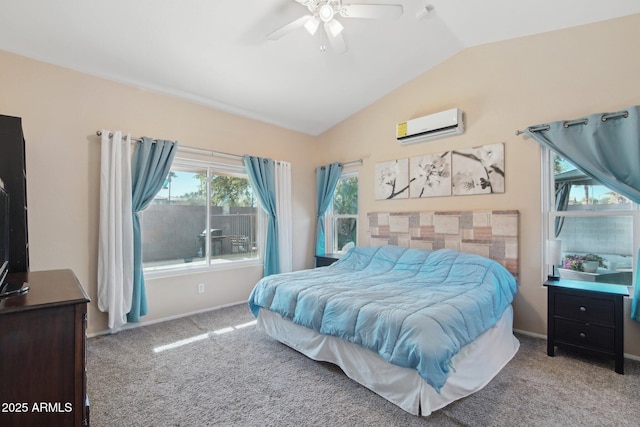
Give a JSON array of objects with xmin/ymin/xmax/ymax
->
[{"xmin": 547, "ymin": 264, "xmax": 561, "ymax": 281}]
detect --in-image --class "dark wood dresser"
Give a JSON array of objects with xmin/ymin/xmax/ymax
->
[
  {"xmin": 0, "ymin": 269, "xmax": 90, "ymax": 426},
  {"xmin": 544, "ymin": 279, "xmax": 628, "ymax": 374}
]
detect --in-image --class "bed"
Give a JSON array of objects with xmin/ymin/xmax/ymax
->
[{"xmin": 248, "ymin": 210, "xmax": 519, "ymax": 416}]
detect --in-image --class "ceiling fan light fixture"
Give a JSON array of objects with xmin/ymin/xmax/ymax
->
[
  {"xmin": 268, "ymin": 0, "xmax": 404, "ymax": 54},
  {"xmin": 304, "ymin": 16, "xmax": 320, "ymax": 35},
  {"xmin": 326, "ymin": 18, "xmax": 344, "ymax": 37},
  {"xmin": 318, "ymin": 4, "xmax": 335, "ymax": 22}
]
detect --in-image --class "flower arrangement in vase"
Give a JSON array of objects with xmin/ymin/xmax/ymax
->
[{"xmin": 563, "ymin": 254, "xmax": 606, "ymax": 273}]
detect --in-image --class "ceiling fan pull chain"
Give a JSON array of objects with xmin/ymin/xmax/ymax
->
[{"xmin": 319, "ymin": 26, "xmax": 327, "ymax": 52}]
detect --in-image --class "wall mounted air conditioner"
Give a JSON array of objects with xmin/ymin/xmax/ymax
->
[{"xmin": 396, "ymin": 108, "xmax": 464, "ymax": 145}]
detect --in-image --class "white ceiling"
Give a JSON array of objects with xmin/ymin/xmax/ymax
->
[{"xmin": 1, "ymin": 1, "xmax": 639, "ymax": 136}]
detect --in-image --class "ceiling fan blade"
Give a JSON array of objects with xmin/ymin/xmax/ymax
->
[
  {"xmin": 324, "ymin": 23, "xmax": 347, "ymax": 54},
  {"xmin": 267, "ymin": 15, "xmax": 314, "ymax": 40},
  {"xmin": 339, "ymin": 4, "xmax": 403, "ymax": 19}
]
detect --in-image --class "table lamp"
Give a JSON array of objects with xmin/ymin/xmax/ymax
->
[{"xmin": 546, "ymin": 239, "xmax": 562, "ymax": 281}]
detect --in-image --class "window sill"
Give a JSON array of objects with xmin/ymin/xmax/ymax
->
[
  {"xmin": 556, "ymin": 268, "xmax": 632, "ymax": 287},
  {"xmin": 144, "ymin": 258, "xmax": 263, "ymax": 280}
]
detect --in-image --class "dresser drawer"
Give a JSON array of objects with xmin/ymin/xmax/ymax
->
[
  {"xmin": 554, "ymin": 292, "xmax": 614, "ymax": 325},
  {"xmin": 554, "ymin": 318, "xmax": 615, "ymax": 353}
]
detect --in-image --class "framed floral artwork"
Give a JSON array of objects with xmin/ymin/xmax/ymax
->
[
  {"xmin": 375, "ymin": 158, "xmax": 409, "ymax": 200},
  {"xmin": 451, "ymin": 143, "xmax": 505, "ymax": 195},
  {"xmin": 409, "ymin": 152, "xmax": 452, "ymax": 198}
]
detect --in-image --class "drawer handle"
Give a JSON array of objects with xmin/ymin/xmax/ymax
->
[
  {"xmin": 579, "ymin": 332, "xmax": 586, "ymax": 338},
  {"xmin": 579, "ymin": 306, "xmax": 587, "ymax": 312}
]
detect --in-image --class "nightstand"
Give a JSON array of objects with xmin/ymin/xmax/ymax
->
[
  {"xmin": 544, "ymin": 279, "xmax": 629, "ymax": 374},
  {"xmin": 315, "ymin": 253, "xmax": 343, "ymax": 267}
]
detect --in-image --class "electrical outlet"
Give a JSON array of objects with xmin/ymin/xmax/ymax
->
[{"xmin": 198, "ymin": 283, "xmax": 205, "ymax": 294}]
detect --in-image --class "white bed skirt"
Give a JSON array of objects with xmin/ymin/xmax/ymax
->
[{"xmin": 257, "ymin": 305, "xmax": 519, "ymax": 416}]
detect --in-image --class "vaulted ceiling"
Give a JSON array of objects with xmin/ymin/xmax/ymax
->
[{"xmin": 1, "ymin": 1, "xmax": 639, "ymax": 135}]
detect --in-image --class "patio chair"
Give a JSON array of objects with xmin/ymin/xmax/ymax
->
[{"xmin": 229, "ymin": 235, "xmax": 248, "ymax": 253}]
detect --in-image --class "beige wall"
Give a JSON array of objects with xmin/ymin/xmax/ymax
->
[
  {"xmin": 2, "ymin": 12, "xmax": 640, "ymax": 357},
  {"xmin": 0, "ymin": 50, "xmax": 317, "ymax": 334},
  {"xmin": 317, "ymin": 13, "xmax": 640, "ymax": 357}
]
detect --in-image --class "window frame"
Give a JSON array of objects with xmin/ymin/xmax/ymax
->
[
  {"xmin": 143, "ymin": 156, "xmax": 264, "ymax": 279},
  {"xmin": 325, "ymin": 169, "xmax": 359, "ymax": 254},
  {"xmin": 541, "ymin": 146, "xmax": 639, "ymax": 287}
]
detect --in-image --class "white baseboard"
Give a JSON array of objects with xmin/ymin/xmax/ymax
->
[
  {"xmin": 87, "ymin": 300, "xmax": 248, "ymax": 338},
  {"xmin": 513, "ymin": 328, "xmax": 546, "ymax": 340}
]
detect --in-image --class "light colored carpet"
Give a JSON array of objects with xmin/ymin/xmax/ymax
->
[{"xmin": 87, "ymin": 303, "xmax": 640, "ymax": 426}]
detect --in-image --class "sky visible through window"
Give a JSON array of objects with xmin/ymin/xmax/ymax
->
[
  {"xmin": 556, "ymin": 158, "xmax": 621, "ymax": 204},
  {"xmin": 156, "ymin": 171, "xmax": 201, "ymax": 200}
]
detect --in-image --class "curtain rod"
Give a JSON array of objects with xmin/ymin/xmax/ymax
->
[
  {"xmin": 515, "ymin": 110, "xmax": 629, "ymax": 136},
  {"xmin": 97, "ymin": 131, "xmax": 363, "ymax": 166},
  {"xmin": 315, "ymin": 159, "xmax": 363, "ymax": 172},
  {"xmin": 341, "ymin": 159, "xmax": 363, "ymax": 167},
  {"xmin": 96, "ymin": 130, "xmax": 243, "ymax": 160}
]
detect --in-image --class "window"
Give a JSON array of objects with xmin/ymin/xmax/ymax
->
[
  {"xmin": 326, "ymin": 171, "xmax": 358, "ymax": 253},
  {"xmin": 543, "ymin": 148, "xmax": 638, "ymax": 287},
  {"xmin": 141, "ymin": 159, "xmax": 261, "ymax": 274}
]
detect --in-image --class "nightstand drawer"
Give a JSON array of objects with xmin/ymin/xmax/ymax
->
[
  {"xmin": 555, "ymin": 318, "xmax": 614, "ymax": 353},
  {"xmin": 555, "ymin": 292, "xmax": 614, "ymax": 325}
]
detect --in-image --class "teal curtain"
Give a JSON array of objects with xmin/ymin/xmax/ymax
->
[
  {"xmin": 553, "ymin": 182, "xmax": 571, "ymax": 237},
  {"xmin": 524, "ymin": 106, "xmax": 640, "ymax": 320},
  {"xmin": 244, "ymin": 155, "xmax": 279, "ymax": 276},
  {"xmin": 128, "ymin": 137, "xmax": 178, "ymax": 323},
  {"xmin": 315, "ymin": 162, "xmax": 342, "ymax": 255}
]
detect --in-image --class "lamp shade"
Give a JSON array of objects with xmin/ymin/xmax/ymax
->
[{"xmin": 546, "ymin": 239, "xmax": 562, "ymax": 265}]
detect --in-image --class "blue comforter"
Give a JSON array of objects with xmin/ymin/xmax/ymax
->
[{"xmin": 248, "ymin": 245, "xmax": 518, "ymax": 392}]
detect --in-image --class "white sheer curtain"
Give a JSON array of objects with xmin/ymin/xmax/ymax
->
[
  {"xmin": 97, "ymin": 130, "xmax": 134, "ymax": 331},
  {"xmin": 275, "ymin": 160, "xmax": 292, "ymax": 273}
]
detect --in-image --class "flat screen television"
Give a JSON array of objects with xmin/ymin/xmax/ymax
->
[{"xmin": 0, "ymin": 182, "xmax": 9, "ymax": 289}]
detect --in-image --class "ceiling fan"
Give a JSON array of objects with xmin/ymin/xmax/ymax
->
[{"xmin": 267, "ymin": 0, "xmax": 404, "ymax": 54}]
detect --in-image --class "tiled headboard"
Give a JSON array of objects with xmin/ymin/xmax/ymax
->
[{"xmin": 367, "ymin": 210, "xmax": 519, "ymax": 277}]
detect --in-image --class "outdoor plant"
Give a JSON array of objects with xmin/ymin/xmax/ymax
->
[
  {"xmin": 563, "ymin": 254, "xmax": 606, "ymax": 272},
  {"xmin": 584, "ymin": 253, "xmax": 606, "ymax": 266}
]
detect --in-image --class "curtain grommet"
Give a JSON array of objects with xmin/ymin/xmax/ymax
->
[{"xmin": 602, "ymin": 111, "xmax": 629, "ymax": 122}]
